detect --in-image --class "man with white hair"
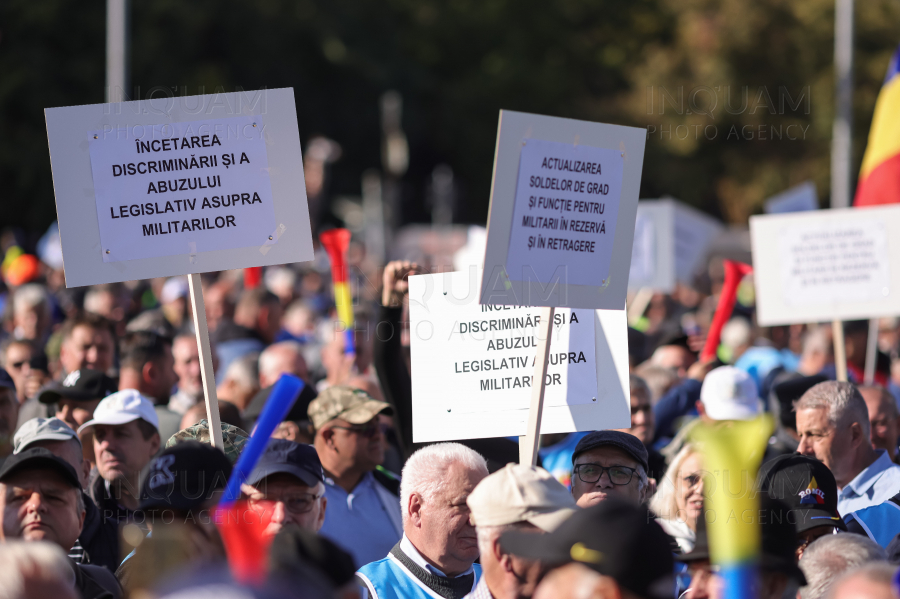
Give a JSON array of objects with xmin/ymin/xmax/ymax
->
[
  {"xmin": 464, "ymin": 464, "xmax": 576, "ymax": 599},
  {"xmin": 357, "ymin": 443, "xmax": 489, "ymax": 599},
  {"xmin": 827, "ymin": 562, "xmax": 897, "ymax": 599},
  {"xmin": 798, "ymin": 533, "xmax": 886, "ymax": 599},
  {"xmin": 796, "ymin": 381, "xmax": 900, "ymax": 513}
]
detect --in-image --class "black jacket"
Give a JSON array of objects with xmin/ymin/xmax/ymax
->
[
  {"xmin": 72, "ymin": 559, "xmax": 121, "ymax": 599},
  {"xmin": 79, "ymin": 491, "xmax": 121, "ymax": 574}
]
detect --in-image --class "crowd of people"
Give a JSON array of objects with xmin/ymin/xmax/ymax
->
[{"xmin": 4, "ymin": 225, "xmax": 900, "ymax": 599}]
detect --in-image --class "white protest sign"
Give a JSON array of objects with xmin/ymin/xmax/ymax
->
[
  {"xmin": 505, "ymin": 140, "xmax": 623, "ymax": 288},
  {"xmin": 89, "ymin": 115, "xmax": 276, "ymax": 263},
  {"xmin": 411, "ymin": 270, "xmax": 631, "ymax": 442},
  {"xmin": 764, "ymin": 181, "xmax": 818, "ymax": 214},
  {"xmin": 46, "ymin": 88, "xmax": 313, "ymax": 287},
  {"xmin": 751, "ymin": 205, "xmax": 900, "ymax": 325},
  {"xmin": 627, "ymin": 198, "xmax": 724, "ymax": 291},
  {"xmin": 480, "ymin": 111, "xmax": 646, "ymax": 309}
]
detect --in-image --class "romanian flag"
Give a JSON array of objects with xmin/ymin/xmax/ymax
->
[
  {"xmin": 319, "ymin": 228, "xmax": 355, "ymax": 354},
  {"xmin": 855, "ymin": 46, "xmax": 900, "ymax": 206}
]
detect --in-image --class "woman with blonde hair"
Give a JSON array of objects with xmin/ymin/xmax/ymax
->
[{"xmin": 649, "ymin": 443, "xmax": 705, "ymax": 553}]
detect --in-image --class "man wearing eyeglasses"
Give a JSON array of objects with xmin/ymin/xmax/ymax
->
[
  {"xmin": 569, "ymin": 430, "xmax": 650, "ymax": 507},
  {"xmin": 310, "ymin": 385, "xmax": 401, "ymax": 568},
  {"xmin": 241, "ymin": 438, "xmax": 328, "ymax": 536}
]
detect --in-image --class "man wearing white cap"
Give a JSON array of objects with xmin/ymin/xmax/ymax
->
[
  {"xmin": 697, "ymin": 365, "xmax": 761, "ymax": 422},
  {"xmin": 78, "ymin": 389, "xmax": 160, "ymax": 523},
  {"xmin": 464, "ymin": 464, "xmax": 577, "ymax": 599}
]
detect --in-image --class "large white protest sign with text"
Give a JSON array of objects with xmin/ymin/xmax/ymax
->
[
  {"xmin": 480, "ymin": 111, "xmax": 646, "ymax": 309},
  {"xmin": 751, "ymin": 205, "xmax": 900, "ymax": 325},
  {"xmin": 89, "ymin": 115, "xmax": 277, "ymax": 263},
  {"xmin": 411, "ymin": 270, "xmax": 631, "ymax": 442},
  {"xmin": 46, "ymin": 88, "xmax": 313, "ymax": 287}
]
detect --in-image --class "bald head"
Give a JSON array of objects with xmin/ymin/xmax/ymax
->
[{"xmin": 259, "ymin": 341, "xmax": 309, "ymax": 387}]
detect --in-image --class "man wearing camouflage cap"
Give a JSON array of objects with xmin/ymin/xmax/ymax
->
[
  {"xmin": 166, "ymin": 418, "xmax": 249, "ymax": 465},
  {"xmin": 310, "ymin": 385, "xmax": 401, "ymax": 568}
]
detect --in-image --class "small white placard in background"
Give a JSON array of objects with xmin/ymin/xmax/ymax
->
[
  {"xmin": 764, "ymin": 181, "xmax": 819, "ymax": 214},
  {"xmin": 627, "ymin": 198, "xmax": 723, "ymax": 291},
  {"xmin": 89, "ymin": 115, "xmax": 276, "ymax": 263},
  {"xmin": 480, "ymin": 111, "xmax": 646, "ymax": 310},
  {"xmin": 751, "ymin": 205, "xmax": 900, "ymax": 325},
  {"xmin": 779, "ymin": 219, "xmax": 890, "ymax": 306},
  {"xmin": 411, "ymin": 270, "xmax": 630, "ymax": 442},
  {"xmin": 504, "ymin": 140, "xmax": 623, "ymax": 288}
]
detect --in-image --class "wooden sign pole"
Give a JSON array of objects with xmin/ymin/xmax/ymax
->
[
  {"xmin": 519, "ymin": 306, "xmax": 555, "ymax": 466},
  {"xmin": 864, "ymin": 318, "xmax": 878, "ymax": 385},
  {"xmin": 832, "ymin": 319, "xmax": 848, "ymax": 382},
  {"xmin": 188, "ymin": 273, "xmax": 225, "ymax": 449}
]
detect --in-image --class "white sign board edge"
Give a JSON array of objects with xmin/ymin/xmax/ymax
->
[
  {"xmin": 764, "ymin": 181, "xmax": 819, "ymax": 214},
  {"xmin": 750, "ymin": 205, "xmax": 900, "ymax": 326},
  {"xmin": 479, "ymin": 110, "xmax": 647, "ymax": 310},
  {"xmin": 410, "ymin": 272, "xmax": 631, "ymax": 442},
  {"xmin": 628, "ymin": 200, "xmax": 675, "ymax": 292},
  {"xmin": 671, "ymin": 199, "xmax": 724, "ymax": 282},
  {"xmin": 45, "ymin": 88, "xmax": 314, "ymax": 287}
]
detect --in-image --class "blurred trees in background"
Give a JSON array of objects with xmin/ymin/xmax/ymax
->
[{"xmin": 2, "ymin": 0, "xmax": 900, "ymax": 238}]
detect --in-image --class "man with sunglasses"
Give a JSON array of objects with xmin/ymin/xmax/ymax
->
[
  {"xmin": 241, "ymin": 438, "xmax": 328, "ymax": 537},
  {"xmin": 310, "ymin": 385, "xmax": 401, "ymax": 568},
  {"xmin": 570, "ymin": 430, "xmax": 650, "ymax": 507}
]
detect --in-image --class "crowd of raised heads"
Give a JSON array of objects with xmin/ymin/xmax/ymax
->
[{"xmin": 6, "ymin": 229, "xmax": 900, "ymax": 599}]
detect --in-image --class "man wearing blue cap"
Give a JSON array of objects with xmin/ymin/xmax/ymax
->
[
  {"xmin": 241, "ymin": 438, "xmax": 328, "ymax": 538},
  {"xmin": 569, "ymin": 430, "xmax": 651, "ymax": 507}
]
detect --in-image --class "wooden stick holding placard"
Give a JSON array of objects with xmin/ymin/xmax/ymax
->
[
  {"xmin": 864, "ymin": 318, "xmax": 878, "ymax": 385},
  {"xmin": 832, "ymin": 319, "xmax": 848, "ymax": 383},
  {"xmin": 188, "ymin": 273, "xmax": 225, "ymax": 450},
  {"xmin": 519, "ymin": 306, "xmax": 555, "ymax": 466}
]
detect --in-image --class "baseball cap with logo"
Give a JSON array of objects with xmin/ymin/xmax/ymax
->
[
  {"xmin": 757, "ymin": 453, "xmax": 847, "ymax": 532},
  {"xmin": 699, "ymin": 366, "xmax": 761, "ymax": 421},
  {"xmin": 77, "ymin": 389, "xmax": 159, "ymax": 434},
  {"xmin": 140, "ymin": 440, "xmax": 233, "ymax": 512},
  {"xmin": 37, "ymin": 369, "xmax": 118, "ymax": 405},
  {"xmin": 0, "ymin": 447, "xmax": 81, "ymax": 490},
  {"xmin": 467, "ymin": 463, "xmax": 577, "ymax": 532},
  {"xmin": 307, "ymin": 385, "xmax": 393, "ymax": 430},
  {"xmin": 13, "ymin": 417, "xmax": 80, "ymax": 454},
  {"xmin": 247, "ymin": 439, "xmax": 324, "ymax": 488},
  {"xmin": 501, "ymin": 499, "xmax": 674, "ymax": 599},
  {"xmin": 166, "ymin": 419, "xmax": 249, "ymax": 465}
]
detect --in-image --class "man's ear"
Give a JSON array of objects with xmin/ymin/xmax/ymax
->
[
  {"xmin": 850, "ymin": 421, "xmax": 865, "ymax": 448},
  {"xmin": 408, "ymin": 493, "xmax": 424, "ymax": 526},
  {"xmin": 494, "ymin": 537, "xmax": 511, "ymax": 569},
  {"xmin": 695, "ymin": 400, "xmax": 707, "ymax": 418},
  {"xmin": 142, "ymin": 361, "xmax": 156, "ymax": 385},
  {"xmin": 149, "ymin": 432, "xmax": 160, "ymax": 456},
  {"xmin": 81, "ymin": 458, "xmax": 91, "ymax": 486}
]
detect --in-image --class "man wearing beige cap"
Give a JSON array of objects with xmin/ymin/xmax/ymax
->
[
  {"xmin": 310, "ymin": 385, "xmax": 401, "ymax": 568},
  {"xmin": 465, "ymin": 464, "xmax": 577, "ymax": 599}
]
